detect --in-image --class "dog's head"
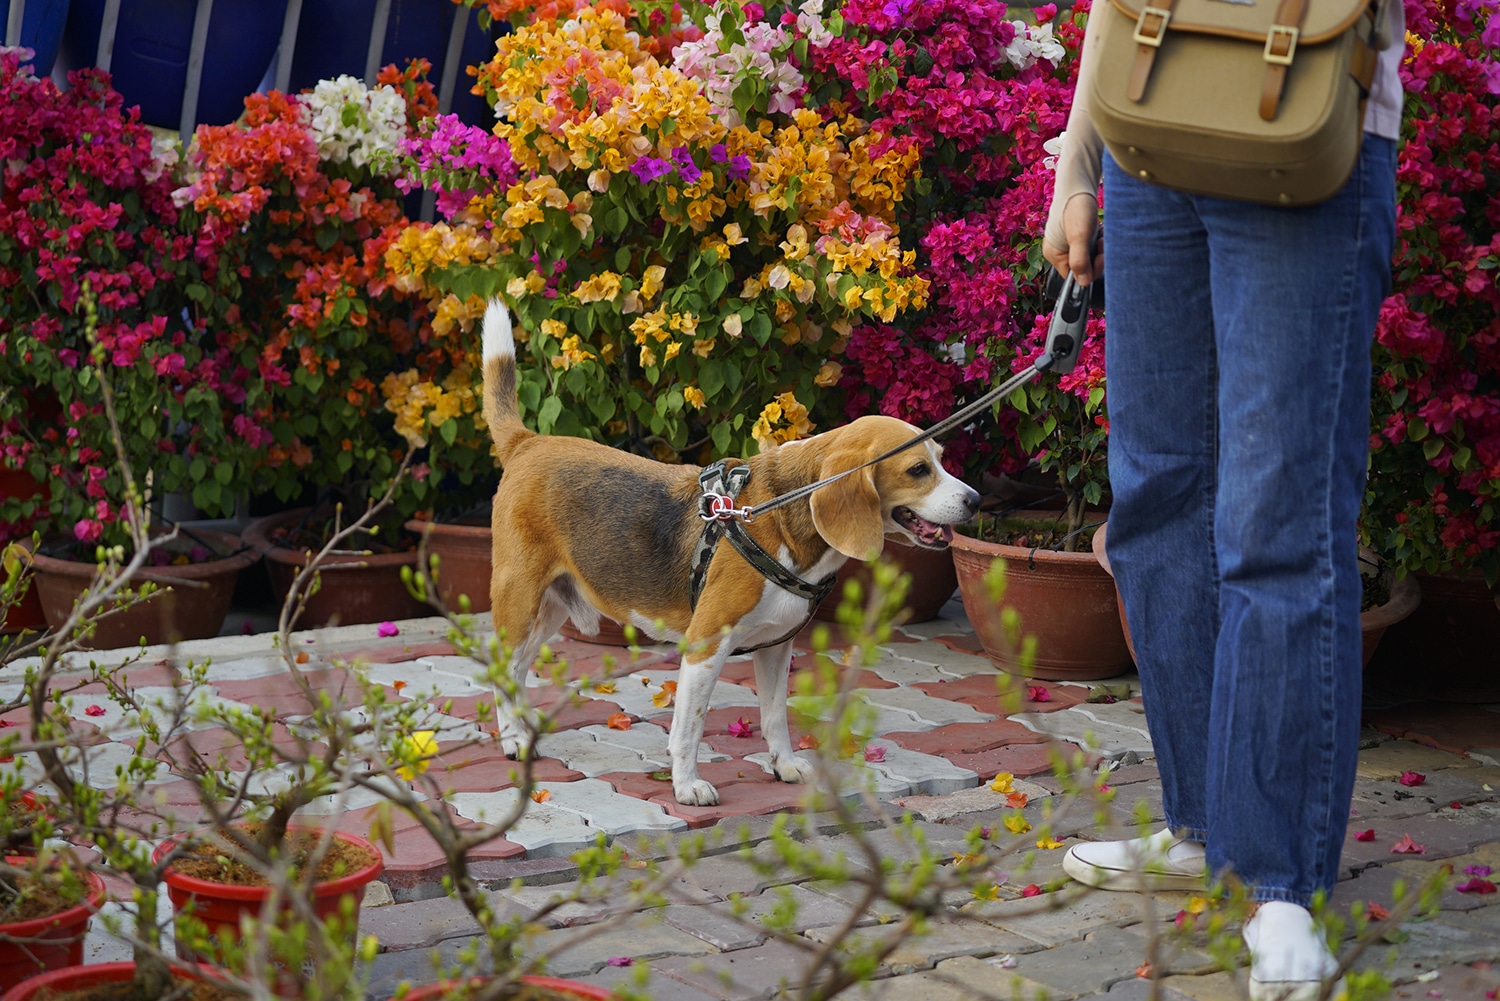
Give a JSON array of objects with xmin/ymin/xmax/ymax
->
[{"xmin": 807, "ymin": 416, "xmax": 981, "ymax": 561}]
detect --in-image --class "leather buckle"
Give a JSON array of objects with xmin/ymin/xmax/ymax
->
[
  {"xmin": 1133, "ymin": 5, "xmax": 1172, "ymax": 45},
  {"xmin": 1263, "ymin": 24, "xmax": 1299, "ymax": 65}
]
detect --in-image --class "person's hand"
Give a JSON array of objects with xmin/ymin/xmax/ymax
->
[{"xmin": 1042, "ymin": 193, "xmax": 1103, "ymax": 286}]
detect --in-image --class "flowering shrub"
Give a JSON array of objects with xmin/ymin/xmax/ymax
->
[
  {"xmin": 813, "ymin": 0, "xmax": 1103, "ymax": 526},
  {"xmin": 0, "ymin": 52, "xmax": 260, "ymax": 550},
  {"xmin": 175, "ymin": 67, "xmax": 439, "ymax": 515},
  {"xmin": 1363, "ymin": 0, "xmax": 1500, "ymax": 584},
  {"xmin": 392, "ymin": 0, "xmax": 931, "ymax": 469}
]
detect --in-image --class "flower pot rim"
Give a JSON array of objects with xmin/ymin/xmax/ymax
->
[
  {"xmin": 404, "ymin": 517, "xmax": 493, "ymax": 539},
  {"xmin": 244, "ymin": 507, "xmax": 420, "ymax": 569},
  {"xmin": 25, "ymin": 529, "xmax": 259, "ymax": 580},
  {"xmin": 153, "ymin": 826, "xmax": 385, "ymax": 902},
  {"xmin": 0, "ymin": 857, "xmax": 107, "ymax": 939},
  {"xmin": 950, "ymin": 525, "xmax": 1103, "ymax": 563},
  {"xmin": 1361, "ymin": 568, "xmax": 1421, "ymax": 629},
  {"xmin": 0, "ymin": 961, "xmax": 229, "ymax": 1001},
  {"xmin": 404, "ymin": 975, "xmax": 615, "ymax": 1001}
]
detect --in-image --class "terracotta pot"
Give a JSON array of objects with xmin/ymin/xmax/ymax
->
[
  {"xmin": 1365, "ymin": 570, "xmax": 1500, "ymax": 702},
  {"xmin": 244, "ymin": 508, "xmax": 428, "ymax": 628},
  {"xmin": 153, "ymin": 827, "xmax": 384, "ymax": 964},
  {"xmin": 405, "ymin": 518, "xmax": 493, "ymax": 613},
  {"xmin": 814, "ymin": 539, "xmax": 957, "ymax": 625},
  {"xmin": 404, "ymin": 976, "xmax": 615, "ymax": 1001},
  {"xmin": 0, "ymin": 858, "xmax": 107, "ymax": 992},
  {"xmin": 0, "ymin": 468, "xmax": 49, "ymax": 636},
  {"xmin": 0, "ymin": 961, "xmax": 228, "ymax": 1001},
  {"xmin": 29, "ymin": 529, "xmax": 256, "ymax": 649},
  {"xmin": 1092, "ymin": 523, "xmax": 1423, "ymax": 668},
  {"xmin": 951, "ymin": 513, "xmax": 1131, "ymax": 681}
]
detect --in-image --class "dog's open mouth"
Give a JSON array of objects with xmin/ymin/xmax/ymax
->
[{"xmin": 893, "ymin": 507, "xmax": 955, "ymax": 549}]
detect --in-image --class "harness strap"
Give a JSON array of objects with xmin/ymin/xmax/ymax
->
[{"xmin": 690, "ymin": 460, "xmax": 836, "ymax": 654}]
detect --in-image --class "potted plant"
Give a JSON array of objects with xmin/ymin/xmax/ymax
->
[
  {"xmin": 181, "ymin": 67, "xmax": 445, "ymax": 627},
  {"xmin": 387, "ymin": 0, "xmax": 935, "ymax": 619},
  {"xmin": 0, "ymin": 54, "xmax": 266, "ymax": 645},
  {"xmin": 0, "ymin": 855, "xmax": 107, "ymax": 992},
  {"xmin": 1358, "ymin": 0, "xmax": 1498, "ymax": 698}
]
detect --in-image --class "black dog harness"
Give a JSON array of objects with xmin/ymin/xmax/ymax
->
[{"xmin": 689, "ymin": 460, "xmax": 837, "ymax": 653}]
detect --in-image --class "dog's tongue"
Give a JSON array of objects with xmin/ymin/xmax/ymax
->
[{"xmin": 940, "ymin": 524, "xmax": 955, "ymax": 544}]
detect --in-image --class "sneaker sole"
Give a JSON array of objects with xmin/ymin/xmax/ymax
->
[
  {"xmin": 1249, "ymin": 976, "xmax": 1346, "ymax": 1001},
  {"xmin": 1062, "ymin": 848, "xmax": 1208, "ymax": 892}
]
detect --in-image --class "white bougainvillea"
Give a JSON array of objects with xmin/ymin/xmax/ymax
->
[{"xmin": 301, "ymin": 75, "xmax": 407, "ymax": 172}]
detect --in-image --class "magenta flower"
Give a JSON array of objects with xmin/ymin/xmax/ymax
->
[{"xmin": 377, "ymin": 621, "xmax": 400, "ymax": 638}]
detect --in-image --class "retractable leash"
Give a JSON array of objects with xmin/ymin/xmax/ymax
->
[{"xmin": 700, "ymin": 256, "xmax": 1097, "ymax": 525}]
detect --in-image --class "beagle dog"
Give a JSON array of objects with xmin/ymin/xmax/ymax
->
[{"xmin": 480, "ymin": 301, "xmax": 981, "ymax": 805}]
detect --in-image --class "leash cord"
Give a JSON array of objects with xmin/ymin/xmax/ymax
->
[{"xmin": 739, "ymin": 356, "xmax": 1055, "ymax": 521}]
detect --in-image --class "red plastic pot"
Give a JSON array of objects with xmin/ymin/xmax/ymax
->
[
  {"xmin": 153, "ymin": 827, "xmax": 384, "ymax": 960},
  {"xmin": 0, "ymin": 858, "xmax": 107, "ymax": 992},
  {"xmin": 0, "ymin": 961, "xmax": 226, "ymax": 1001},
  {"xmin": 404, "ymin": 977, "xmax": 615, "ymax": 1001}
]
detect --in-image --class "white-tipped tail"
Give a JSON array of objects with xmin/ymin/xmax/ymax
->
[{"xmin": 483, "ymin": 299, "xmax": 514, "ymax": 362}]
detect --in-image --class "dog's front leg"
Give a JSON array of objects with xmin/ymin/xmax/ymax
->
[
  {"xmin": 668, "ymin": 635, "xmax": 732, "ymax": 806},
  {"xmin": 753, "ymin": 640, "xmax": 813, "ymax": 785}
]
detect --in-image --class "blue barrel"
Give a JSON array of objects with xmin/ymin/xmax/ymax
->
[
  {"xmin": 15, "ymin": 0, "xmax": 72, "ymax": 76},
  {"xmin": 61, "ymin": 0, "xmax": 288, "ymax": 129},
  {"xmin": 288, "ymin": 0, "xmax": 495, "ymax": 125}
]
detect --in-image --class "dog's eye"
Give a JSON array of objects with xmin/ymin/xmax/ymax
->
[{"xmin": 906, "ymin": 462, "xmax": 930, "ymax": 478}]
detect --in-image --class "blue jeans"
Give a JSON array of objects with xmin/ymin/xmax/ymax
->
[{"xmin": 1101, "ymin": 137, "xmax": 1397, "ymax": 905}]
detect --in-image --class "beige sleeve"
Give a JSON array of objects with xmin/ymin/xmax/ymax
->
[{"xmin": 1043, "ymin": 7, "xmax": 1109, "ymax": 255}]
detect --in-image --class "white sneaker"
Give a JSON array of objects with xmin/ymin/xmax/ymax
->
[
  {"xmin": 1062, "ymin": 828, "xmax": 1208, "ymax": 891},
  {"xmin": 1244, "ymin": 901, "xmax": 1345, "ymax": 1001}
]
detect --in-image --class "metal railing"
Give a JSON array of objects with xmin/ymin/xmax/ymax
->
[{"xmin": 6, "ymin": 0, "xmax": 473, "ymax": 140}]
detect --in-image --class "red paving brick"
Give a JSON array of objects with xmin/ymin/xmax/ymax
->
[
  {"xmin": 647, "ymin": 778, "xmax": 812, "ymax": 827},
  {"xmin": 884, "ymin": 720, "xmax": 1048, "ymax": 756},
  {"xmin": 338, "ymin": 640, "xmax": 458, "ymax": 664}
]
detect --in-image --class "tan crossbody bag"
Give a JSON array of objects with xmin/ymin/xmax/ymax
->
[{"xmin": 1088, "ymin": 0, "xmax": 1385, "ymax": 205}]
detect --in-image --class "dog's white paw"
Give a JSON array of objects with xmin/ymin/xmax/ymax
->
[
  {"xmin": 498, "ymin": 731, "xmax": 533, "ymax": 761},
  {"xmin": 771, "ymin": 754, "xmax": 814, "ymax": 785},
  {"xmin": 674, "ymin": 778, "xmax": 720, "ymax": 806}
]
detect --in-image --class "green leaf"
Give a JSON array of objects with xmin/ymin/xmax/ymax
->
[
  {"xmin": 705, "ymin": 267, "xmax": 728, "ymax": 303},
  {"xmin": 440, "ymin": 419, "xmax": 459, "ymax": 446},
  {"xmin": 538, "ymin": 395, "xmax": 563, "ymax": 433},
  {"xmin": 614, "ymin": 245, "xmax": 631, "ymax": 271},
  {"xmin": 315, "ymin": 227, "xmax": 340, "ymax": 251},
  {"xmin": 710, "ymin": 421, "xmax": 731, "ymax": 455},
  {"xmin": 699, "ymin": 359, "xmax": 724, "ymax": 397}
]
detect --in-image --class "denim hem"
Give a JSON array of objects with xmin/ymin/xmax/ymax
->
[
  {"xmin": 1169, "ymin": 821, "xmax": 1209, "ymax": 844},
  {"xmin": 1248, "ymin": 887, "xmax": 1321, "ymax": 907}
]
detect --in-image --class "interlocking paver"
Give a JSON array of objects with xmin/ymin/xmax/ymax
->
[
  {"xmin": 887, "ymin": 639, "xmax": 1001, "ymax": 678},
  {"xmin": 447, "ymin": 789, "xmax": 595, "ymax": 856},
  {"xmin": 859, "ymin": 687, "xmax": 998, "ymax": 728},
  {"xmin": 532, "ymin": 777, "xmax": 687, "ymax": 835},
  {"xmin": 583, "ymin": 721, "xmax": 727, "ymax": 767},
  {"xmin": 1011, "ymin": 707, "xmax": 1155, "ymax": 759}
]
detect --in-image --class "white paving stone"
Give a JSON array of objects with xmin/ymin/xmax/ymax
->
[
  {"xmin": 533, "ymin": 778, "xmax": 686, "ymax": 835},
  {"xmin": 448, "ymin": 790, "xmax": 595, "ymax": 857},
  {"xmin": 863, "ymin": 650, "xmax": 947, "ymax": 686},
  {"xmin": 581, "ymin": 723, "xmax": 725, "ymax": 767},
  {"xmin": 538, "ymin": 730, "xmax": 659, "ymax": 776},
  {"xmin": 787, "ymin": 695, "xmax": 938, "ymax": 736},
  {"xmin": 63, "ymin": 742, "xmax": 179, "ymax": 788},
  {"xmin": 1070, "ymin": 701, "xmax": 1151, "ymax": 739},
  {"xmin": 890, "ymin": 780, "xmax": 1052, "ymax": 822},
  {"xmin": 859, "ymin": 744, "xmax": 979, "ymax": 796},
  {"xmin": 201, "ymin": 655, "xmax": 293, "ymax": 682},
  {"xmin": 857, "ymin": 687, "xmax": 996, "ymax": 727},
  {"xmin": 103, "ymin": 687, "xmax": 252, "ymax": 740},
  {"xmin": 357, "ymin": 661, "xmax": 487, "ymax": 700},
  {"xmin": 1010, "ymin": 706, "xmax": 1154, "ymax": 759},
  {"xmin": 741, "ymin": 750, "xmax": 909, "ymax": 800},
  {"xmin": 889, "ymin": 639, "xmax": 1000, "ymax": 678}
]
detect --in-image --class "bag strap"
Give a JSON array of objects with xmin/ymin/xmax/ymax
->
[
  {"xmin": 1259, "ymin": 0, "xmax": 1308, "ymax": 120},
  {"xmin": 1127, "ymin": 0, "xmax": 1179, "ymax": 101}
]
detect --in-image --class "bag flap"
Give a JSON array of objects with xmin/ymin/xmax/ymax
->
[{"xmin": 1108, "ymin": 0, "xmax": 1371, "ymax": 44}]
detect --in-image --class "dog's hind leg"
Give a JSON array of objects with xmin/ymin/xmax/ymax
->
[
  {"xmin": 489, "ymin": 581, "xmax": 572, "ymax": 760},
  {"xmin": 753, "ymin": 640, "xmax": 813, "ymax": 785},
  {"xmin": 668, "ymin": 633, "xmax": 734, "ymax": 806}
]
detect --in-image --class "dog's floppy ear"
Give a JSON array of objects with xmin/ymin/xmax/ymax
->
[{"xmin": 809, "ymin": 445, "xmax": 884, "ymax": 561}]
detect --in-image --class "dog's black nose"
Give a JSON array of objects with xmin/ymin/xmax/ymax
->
[{"xmin": 962, "ymin": 488, "xmax": 981, "ymax": 516}]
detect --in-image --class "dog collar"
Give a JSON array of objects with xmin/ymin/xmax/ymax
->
[{"xmin": 691, "ymin": 461, "xmax": 837, "ymax": 651}]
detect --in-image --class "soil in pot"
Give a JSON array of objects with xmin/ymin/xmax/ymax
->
[
  {"xmin": 244, "ymin": 507, "xmax": 429, "ymax": 628},
  {"xmin": 952, "ymin": 512, "xmax": 1131, "ymax": 681},
  {"xmin": 0, "ymin": 858, "xmax": 108, "ymax": 992},
  {"xmin": 29, "ymin": 529, "xmax": 255, "ymax": 649}
]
